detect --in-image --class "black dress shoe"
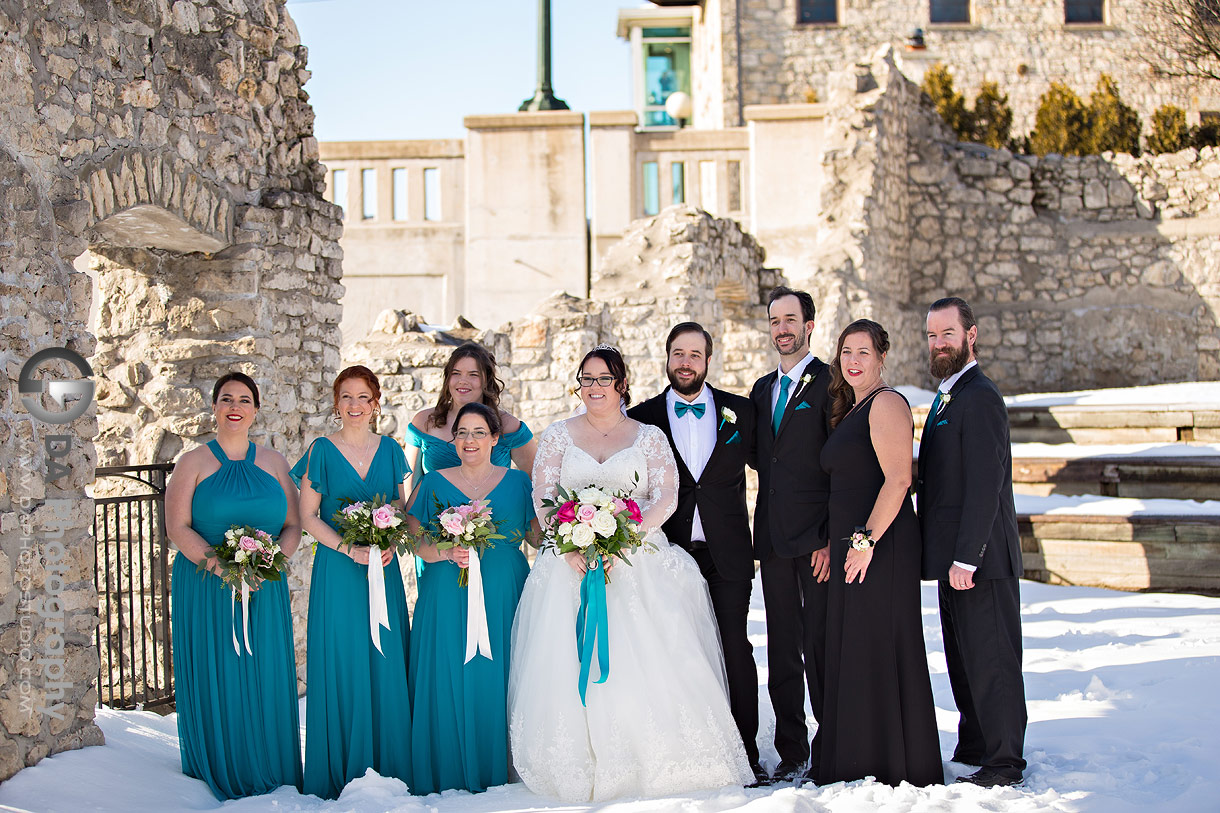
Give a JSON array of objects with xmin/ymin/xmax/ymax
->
[
  {"xmin": 955, "ymin": 768, "xmax": 1023, "ymax": 787},
  {"xmin": 796, "ymin": 765, "xmax": 821, "ymax": 787},
  {"xmin": 746, "ymin": 762, "xmax": 769, "ymax": 787},
  {"xmin": 770, "ymin": 761, "xmax": 803, "ymax": 784}
]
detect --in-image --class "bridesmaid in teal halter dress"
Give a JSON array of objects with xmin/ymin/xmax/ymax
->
[
  {"xmin": 406, "ymin": 403, "xmax": 538, "ymax": 795},
  {"xmin": 166, "ymin": 372, "xmax": 303, "ymax": 800},
  {"xmin": 293, "ymin": 366, "xmax": 413, "ymax": 799}
]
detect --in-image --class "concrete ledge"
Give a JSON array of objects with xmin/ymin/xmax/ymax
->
[
  {"xmin": 319, "ymin": 139, "xmax": 464, "ymax": 160},
  {"xmin": 1020, "ymin": 513, "xmax": 1220, "ymax": 594},
  {"xmin": 590, "ymin": 110, "xmax": 638, "ymax": 127},
  {"xmin": 464, "ymin": 111, "xmax": 585, "ymax": 130},
  {"xmin": 914, "ymin": 403, "xmax": 1220, "ymax": 444},
  {"xmin": 636, "ymin": 127, "xmax": 749, "ymax": 152},
  {"xmin": 743, "ymin": 103, "xmax": 830, "ymax": 121}
]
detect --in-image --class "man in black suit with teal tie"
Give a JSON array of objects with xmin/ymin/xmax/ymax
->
[
  {"xmin": 749, "ymin": 286, "xmax": 833, "ymax": 784},
  {"xmin": 917, "ymin": 296, "xmax": 1027, "ymax": 788},
  {"xmin": 628, "ymin": 322, "xmax": 764, "ymax": 785}
]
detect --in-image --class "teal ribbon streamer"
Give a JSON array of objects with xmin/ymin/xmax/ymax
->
[{"xmin": 575, "ymin": 557, "xmax": 610, "ymax": 706}]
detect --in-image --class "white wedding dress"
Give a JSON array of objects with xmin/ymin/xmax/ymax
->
[{"xmin": 508, "ymin": 419, "xmax": 753, "ymax": 802}]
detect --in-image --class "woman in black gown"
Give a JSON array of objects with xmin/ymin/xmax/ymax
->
[{"xmin": 816, "ymin": 319, "xmax": 943, "ymax": 787}]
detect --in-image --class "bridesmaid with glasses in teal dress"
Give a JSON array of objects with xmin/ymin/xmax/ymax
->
[
  {"xmin": 166, "ymin": 372, "xmax": 303, "ymax": 800},
  {"xmin": 292, "ymin": 365, "xmax": 413, "ymax": 799},
  {"xmin": 406, "ymin": 402, "xmax": 538, "ymax": 795}
]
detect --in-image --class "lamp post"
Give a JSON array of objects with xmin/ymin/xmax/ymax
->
[{"xmin": 519, "ymin": 0, "xmax": 569, "ymax": 111}]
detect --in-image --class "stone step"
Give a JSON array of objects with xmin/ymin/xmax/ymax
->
[
  {"xmin": 1019, "ymin": 513, "xmax": 1220, "ymax": 594},
  {"xmin": 1010, "ymin": 456, "xmax": 1220, "ymax": 500},
  {"xmin": 913, "ymin": 403, "xmax": 1220, "ymax": 444}
]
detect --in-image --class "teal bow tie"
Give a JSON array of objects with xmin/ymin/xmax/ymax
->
[{"xmin": 674, "ymin": 401, "xmax": 706, "ymax": 419}]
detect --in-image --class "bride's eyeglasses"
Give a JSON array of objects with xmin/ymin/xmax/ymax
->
[
  {"xmin": 576, "ymin": 374, "xmax": 617, "ymax": 388},
  {"xmin": 453, "ymin": 429, "xmax": 491, "ymax": 440}
]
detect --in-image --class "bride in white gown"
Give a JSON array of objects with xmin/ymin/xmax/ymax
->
[{"xmin": 508, "ymin": 346, "xmax": 753, "ymax": 802}]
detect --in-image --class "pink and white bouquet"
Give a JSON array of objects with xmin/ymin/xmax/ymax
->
[
  {"xmin": 202, "ymin": 524, "xmax": 288, "ymax": 591},
  {"xmin": 539, "ymin": 482, "xmax": 651, "ymax": 583},
  {"xmin": 331, "ymin": 496, "xmax": 413, "ymax": 556},
  {"xmin": 424, "ymin": 497, "xmax": 505, "ymax": 587}
]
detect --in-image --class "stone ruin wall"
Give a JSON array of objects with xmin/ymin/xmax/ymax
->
[
  {"xmin": 0, "ymin": 0, "xmax": 342, "ymax": 778},
  {"xmin": 722, "ymin": 0, "xmax": 1207, "ymax": 134}
]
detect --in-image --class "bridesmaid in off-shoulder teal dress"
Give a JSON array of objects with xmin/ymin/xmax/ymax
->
[
  {"xmin": 166, "ymin": 373, "xmax": 303, "ymax": 801},
  {"xmin": 292, "ymin": 366, "xmax": 413, "ymax": 799},
  {"xmin": 406, "ymin": 403, "xmax": 538, "ymax": 795},
  {"xmin": 406, "ymin": 343, "xmax": 536, "ymax": 579}
]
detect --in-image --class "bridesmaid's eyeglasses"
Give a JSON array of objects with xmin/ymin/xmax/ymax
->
[
  {"xmin": 577, "ymin": 375, "xmax": 617, "ymax": 388},
  {"xmin": 454, "ymin": 429, "xmax": 491, "ymax": 440}
]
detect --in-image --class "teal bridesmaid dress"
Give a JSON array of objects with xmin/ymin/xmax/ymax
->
[
  {"xmin": 407, "ymin": 468, "xmax": 533, "ymax": 794},
  {"xmin": 291, "ymin": 435, "xmax": 413, "ymax": 799},
  {"xmin": 406, "ymin": 420, "xmax": 533, "ymax": 474},
  {"xmin": 406, "ymin": 420, "xmax": 532, "ymax": 579},
  {"xmin": 171, "ymin": 440, "xmax": 303, "ymax": 801}
]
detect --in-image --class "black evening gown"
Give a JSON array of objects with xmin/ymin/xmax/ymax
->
[{"xmin": 816, "ymin": 388, "xmax": 943, "ymax": 787}]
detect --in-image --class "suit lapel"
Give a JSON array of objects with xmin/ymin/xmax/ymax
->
[
  {"xmin": 776, "ymin": 359, "xmax": 821, "ymax": 439},
  {"xmin": 919, "ymin": 365, "xmax": 981, "ymax": 484},
  {"xmin": 702, "ymin": 387, "xmax": 734, "ymax": 475}
]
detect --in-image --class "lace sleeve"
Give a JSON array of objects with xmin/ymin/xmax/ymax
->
[
  {"xmin": 531, "ymin": 421, "xmax": 570, "ymax": 525},
  {"xmin": 635, "ymin": 424, "xmax": 678, "ymax": 538}
]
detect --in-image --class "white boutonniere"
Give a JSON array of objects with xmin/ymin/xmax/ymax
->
[
  {"xmin": 790, "ymin": 372, "xmax": 814, "ymax": 401},
  {"xmin": 718, "ymin": 406, "xmax": 737, "ymax": 430},
  {"xmin": 937, "ymin": 392, "xmax": 952, "ymax": 413}
]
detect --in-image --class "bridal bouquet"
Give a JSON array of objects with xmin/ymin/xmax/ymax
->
[
  {"xmin": 331, "ymin": 496, "xmax": 412, "ymax": 654},
  {"xmin": 539, "ymin": 481, "xmax": 651, "ymax": 584},
  {"xmin": 423, "ymin": 497, "xmax": 505, "ymax": 587},
  {"xmin": 331, "ymin": 497, "xmax": 413, "ymax": 555},
  {"xmin": 201, "ymin": 525, "xmax": 288, "ymax": 655}
]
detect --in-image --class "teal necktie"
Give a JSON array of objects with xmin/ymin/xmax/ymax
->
[
  {"xmin": 674, "ymin": 401, "xmax": 705, "ymax": 419},
  {"xmin": 772, "ymin": 375, "xmax": 791, "ymax": 436},
  {"xmin": 923, "ymin": 391, "xmax": 943, "ymax": 440}
]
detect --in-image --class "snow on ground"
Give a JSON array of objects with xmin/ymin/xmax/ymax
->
[
  {"xmin": 3, "ymin": 578, "xmax": 1219, "ymax": 813},
  {"xmin": 1009, "ymin": 442, "xmax": 1220, "ymax": 459},
  {"xmin": 897, "ymin": 381, "xmax": 1220, "ymax": 409},
  {"xmin": 1015, "ymin": 494, "xmax": 1220, "ymax": 517}
]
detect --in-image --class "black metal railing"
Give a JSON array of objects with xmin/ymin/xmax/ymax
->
[{"xmin": 92, "ymin": 463, "xmax": 175, "ymax": 711}]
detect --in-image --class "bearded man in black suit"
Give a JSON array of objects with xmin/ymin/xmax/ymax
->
[
  {"xmin": 748, "ymin": 287, "xmax": 833, "ymax": 784},
  {"xmin": 917, "ymin": 296, "xmax": 1027, "ymax": 788},
  {"xmin": 628, "ymin": 321, "xmax": 764, "ymax": 785}
]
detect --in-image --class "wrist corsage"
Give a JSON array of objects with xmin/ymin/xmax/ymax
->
[{"xmin": 848, "ymin": 527, "xmax": 875, "ymax": 552}]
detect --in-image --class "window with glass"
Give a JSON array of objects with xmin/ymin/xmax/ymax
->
[
  {"xmin": 931, "ymin": 0, "xmax": 970, "ymax": 24},
  {"xmin": 643, "ymin": 161, "xmax": 660, "ymax": 216},
  {"xmin": 423, "ymin": 168, "xmax": 441, "ymax": 222},
  {"xmin": 671, "ymin": 162, "xmax": 686, "ymax": 205},
  {"xmin": 331, "ymin": 169, "xmax": 347, "ymax": 217},
  {"xmin": 641, "ymin": 27, "xmax": 691, "ymax": 127},
  {"xmin": 1064, "ymin": 0, "xmax": 1104, "ymax": 24},
  {"xmin": 361, "ymin": 168, "xmax": 376, "ymax": 220},
  {"xmin": 798, "ymin": 0, "xmax": 837, "ymax": 24}
]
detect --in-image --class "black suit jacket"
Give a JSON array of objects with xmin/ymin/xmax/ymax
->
[
  {"xmin": 628, "ymin": 387, "xmax": 756, "ymax": 580},
  {"xmin": 749, "ymin": 358, "xmax": 833, "ymax": 559},
  {"xmin": 916, "ymin": 365, "xmax": 1022, "ymax": 581}
]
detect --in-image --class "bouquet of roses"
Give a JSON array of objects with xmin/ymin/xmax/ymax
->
[
  {"xmin": 201, "ymin": 524, "xmax": 288, "ymax": 590},
  {"xmin": 539, "ymin": 481, "xmax": 652, "ymax": 584},
  {"xmin": 423, "ymin": 497, "xmax": 505, "ymax": 587},
  {"xmin": 331, "ymin": 496, "xmax": 413, "ymax": 556}
]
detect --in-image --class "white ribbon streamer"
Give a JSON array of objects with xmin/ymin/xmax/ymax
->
[
  {"xmin": 464, "ymin": 549, "xmax": 493, "ymax": 663},
  {"xmin": 231, "ymin": 581, "xmax": 252, "ymax": 656},
  {"xmin": 367, "ymin": 549, "xmax": 391, "ymax": 655}
]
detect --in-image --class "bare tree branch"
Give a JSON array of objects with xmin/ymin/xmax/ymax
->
[{"xmin": 1143, "ymin": 0, "xmax": 1220, "ymax": 83}]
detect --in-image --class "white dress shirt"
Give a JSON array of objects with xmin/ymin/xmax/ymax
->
[
  {"xmin": 771, "ymin": 352, "xmax": 816, "ymax": 416},
  {"xmin": 938, "ymin": 359, "xmax": 979, "ymax": 573},
  {"xmin": 667, "ymin": 385, "xmax": 717, "ymax": 544}
]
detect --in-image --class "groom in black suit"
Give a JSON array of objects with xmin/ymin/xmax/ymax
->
[
  {"xmin": 628, "ymin": 322, "xmax": 764, "ymax": 784},
  {"xmin": 748, "ymin": 287, "xmax": 832, "ymax": 784},
  {"xmin": 917, "ymin": 296, "xmax": 1027, "ymax": 787}
]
